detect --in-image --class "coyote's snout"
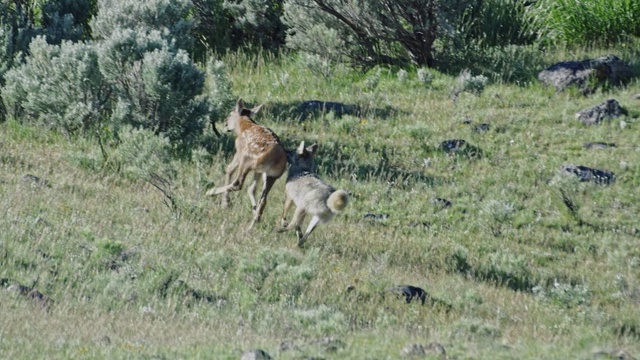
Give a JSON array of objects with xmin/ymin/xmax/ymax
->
[
  {"xmin": 278, "ymin": 141, "xmax": 349, "ymax": 247},
  {"xmin": 206, "ymin": 99, "xmax": 287, "ymax": 229}
]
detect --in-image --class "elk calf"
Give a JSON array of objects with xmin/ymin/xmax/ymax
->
[
  {"xmin": 278, "ymin": 141, "xmax": 349, "ymax": 247},
  {"xmin": 206, "ymin": 99, "xmax": 287, "ymax": 229}
]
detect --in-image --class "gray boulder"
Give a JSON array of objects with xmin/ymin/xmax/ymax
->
[
  {"xmin": 538, "ymin": 55, "xmax": 634, "ymax": 93},
  {"xmin": 562, "ymin": 164, "xmax": 615, "ymax": 185},
  {"xmin": 401, "ymin": 343, "xmax": 447, "ymax": 359},
  {"xmin": 241, "ymin": 349, "xmax": 273, "ymax": 360},
  {"xmin": 576, "ymin": 99, "xmax": 625, "ymax": 125},
  {"xmin": 583, "ymin": 142, "xmax": 616, "ymax": 150}
]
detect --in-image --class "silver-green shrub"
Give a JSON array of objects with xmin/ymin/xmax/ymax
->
[
  {"xmin": 109, "ymin": 125, "xmax": 177, "ymax": 182},
  {"xmin": 416, "ymin": 67, "xmax": 434, "ymax": 86},
  {"xmin": 455, "ymin": 69, "xmax": 488, "ymax": 95},
  {"xmin": 202, "ymin": 59, "xmax": 235, "ymax": 129},
  {"xmin": 92, "ymin": 0, "xmax": 209, "ymax": 156},
  {"xmin": 91, "ymin": 0, "xmax": 194, "ymax": 51},
  {"xmin": 2, "ymin": 37, "xmax": 109, "ymax": 134}
]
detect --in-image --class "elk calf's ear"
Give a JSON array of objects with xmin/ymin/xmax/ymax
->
[
  {"xmin": 251, "ymin": 104, "xmax": 264, "ymax": 116},
  {"xmin": 235, "ymin": 98, "xmax": 244, "ymax": 112}
]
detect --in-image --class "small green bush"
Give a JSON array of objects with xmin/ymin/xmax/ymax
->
[
  {"xmin": 455, "ymin": 69, "xmax": 489, "ymax": 95},
  {"xmin": 108, "ymin": 125, "xmax": 177, "ymax": 183}
]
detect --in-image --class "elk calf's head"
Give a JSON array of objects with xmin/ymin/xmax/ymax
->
[{"xmin": 223, "ymin": 98, "xmax": 264, "ymax": 133}]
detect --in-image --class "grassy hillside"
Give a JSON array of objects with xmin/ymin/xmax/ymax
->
[{"xmin": 2, "ymin": 48, "xmax": 640, "ymax": 359}]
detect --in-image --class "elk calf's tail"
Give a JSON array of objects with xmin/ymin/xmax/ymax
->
[{"xmin": 327, "ymin": 189, "xmax": 349, "ymax": 214}]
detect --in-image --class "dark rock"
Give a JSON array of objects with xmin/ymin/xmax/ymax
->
[
  {"xmin": 312, "ymin": 337, "xmax": 345, "ymax": 352},
  {"xmin": 241, "ymin": 349, "xmax": 273, "ymax": 360},
  {"xmin": 389, "ymin": 285, "xmax": 428, "ymax": 305},
  {"xmin": 278, "ymin": 340, "xmax": 300, "ymax": 353},
  {"xmin": 95, "ymin": 336, "xmax": 112, "ymax": 346},
  {"xmin": 538, "ymin": 55, "xmax": 634, "ymax": 93},
  {"xmin": 431, "ymin": 198, "xmax": 452, "ymax": 208},
  {"xmin": 584, "ymin": 142, "xmax": 617, "ymax": 149},
  {"xmin": 21, "ymin": 174, "xmax": 51, "ymax": 188},
  {"xmin": 439, "ymin": 139, "xmax": 467, "ymax": 152},
  {"xmin": 7, "ymin": 284, "xmax": 31, "ymax": 295},
  {"xmin": 576, "ymin": 99, "xmax": 625, "ymax": 125},
  {"xmin": 363, "ymin": 213, "xmax": 389, "ymax": 221},
  {"xmin": 562, "ymin": 164, "xmax": 615, "ymax": 185},
  {"xmin": 473, "ymin": 123, "xmax": 491, "ymax": 133},
  {"xmin": 401, "ymin": 343, "xmax": 447, "ymax": 359},
  {"xmin": 387, "ymin": 285, "xmax": 453, "ymax": 311},
  {"xmin": 407, "ymin": 221, "xmax": 431, "ymax": 228},
  {"xmin": 401, "ymin": 343, "xmax": 427, "ymax": 357},
  {"xmin": 439, "ymin": 139, "xmax": 483, "ymax": 158},
  {"xmin": 7, "ymin": 284, "xmax": 53, "ymax": 309},
  {"xmin": 593, "ymin": 349, "xmax": 636, "ymax": 360}
]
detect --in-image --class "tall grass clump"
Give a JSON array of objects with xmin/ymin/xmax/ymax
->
[{"xmin": 529, "ymin": 0, "xmax": 640, "ymax": 46}]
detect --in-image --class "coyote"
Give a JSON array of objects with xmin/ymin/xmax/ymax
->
[
  {"xmin": 206, "ymin": 99, "xmax": 287, "ymax": 229},
  {"xmin": 279, "ymin": 141, "xmax": 349, "ymax": 247}
]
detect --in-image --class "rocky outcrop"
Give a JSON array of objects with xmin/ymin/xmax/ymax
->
[{"xmin": 538, "ymin": 55, "xmax": 634, "ymax": 94}]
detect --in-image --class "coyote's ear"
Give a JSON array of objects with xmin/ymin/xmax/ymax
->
[
  {"xmin": 251, "ymin": 103, "xmax": 264, "ymax": 116},
  {"xmin": 296, "ymin": 141, "xmax": 306, "ymax": 155},
  {"xmin": 306, "ymin": 144, "xmax": 318, "ymax": 155},
  {"xmin": 235, "ymin": 98, "xmax": 244, "ymax": 112}
]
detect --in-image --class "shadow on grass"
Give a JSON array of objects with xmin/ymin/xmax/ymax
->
[
  {"xmin": 263, "ymin": 100, "xmax": 403, "ymax": 123},
  {"xmin": 313, "ymin": 143, "xmax": 447, "ymax": 187},
  {"xmin": 450, "ymin": 252, "xmax": 537, "ymax": 293}
]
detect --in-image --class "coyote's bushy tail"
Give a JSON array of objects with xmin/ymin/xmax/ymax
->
[{"xmin": 327, "ymin": 189, "xmax": 349, "ymax": 214}]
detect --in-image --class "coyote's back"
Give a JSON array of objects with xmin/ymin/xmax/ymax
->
[{"xmin": 279, "ymin": 141, "xmax": 349, "ymax": 247}]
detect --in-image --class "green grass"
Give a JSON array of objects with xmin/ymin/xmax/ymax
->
[{"xmin": 2, "ymin": 48, "xmax": 640, "ymax": 359}]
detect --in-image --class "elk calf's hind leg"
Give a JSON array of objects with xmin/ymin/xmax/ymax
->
[
  {"xmin": 249, "ymin": 175, "xmax": 278, "ymax": 228},
  {"xmin": 247, "ymin": 173, "xmax": 259, "ymax": 214}
]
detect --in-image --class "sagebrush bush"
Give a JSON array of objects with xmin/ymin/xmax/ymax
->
[
  {"xmin": 91, "ymin": 0, "xmax": 194, "ymax": 51},
  {"xmin": 202, "ymin": 58, "xmax": 236, "ymax": 130},
  {"xmin": 93, "ymin": 0, "xmax": 209, "ymax": 156},
  {"xmin": 416, "ymin": 67, "xmax": 434, "ymax": 86},
  {"xmin": 108, "ymin": 125, "xmax": 177, "ymax": 183},
  {"xmin": 2, "ymin": 37, "xmax": 109, "ymax": 134},
  {"xmin": 455, "ymin": 69, "xmax": 489, "ymax": 95}
]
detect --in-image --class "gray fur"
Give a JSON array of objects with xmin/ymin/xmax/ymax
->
[{"xmin": 279, "ymin": 141, "xmax": 349, "ymax": 247}]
